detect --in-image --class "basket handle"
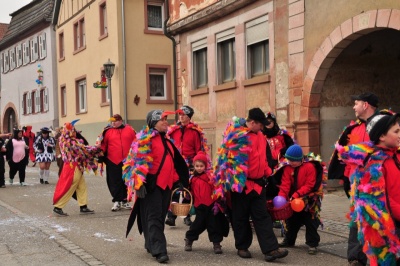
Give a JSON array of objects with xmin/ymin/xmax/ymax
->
[{"xmin": 171, "ymin": 187, "xmax": 193, "ymax": 206}]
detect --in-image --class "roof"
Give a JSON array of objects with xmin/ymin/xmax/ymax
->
[
  {"xmin": 0, "ymin": 23, "xmax": 9, "ymax": 41},
  {"xmin": 0, "ymin": 0, "xmax": 54, "ymax": 49}
]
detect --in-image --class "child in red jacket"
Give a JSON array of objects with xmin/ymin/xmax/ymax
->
[
  {"xmin": 184, "ymin": 151, "xmax": 229, "ymax": 254},
  {"xmin": 277, "ymin": 144, "xmax": 321, "ymax": 255}
]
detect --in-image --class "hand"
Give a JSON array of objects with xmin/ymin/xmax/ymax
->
[{"xmin": 136, "ymin": 185, "xmax": 147, "ymax": 198}]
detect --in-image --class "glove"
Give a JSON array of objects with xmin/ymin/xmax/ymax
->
[{"xmin": 136, "ymin": 185, "xmax": 147, "ymax": 199}]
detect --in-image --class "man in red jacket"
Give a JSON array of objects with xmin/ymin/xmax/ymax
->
[{"xmin": 99, "ymin": 114, "xmax": 136, "ymax": 211}]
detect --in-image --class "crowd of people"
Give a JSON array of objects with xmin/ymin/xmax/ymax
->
[{"xmin": 0, "ymin": 92, "xmax": 399, "ymax": 265}]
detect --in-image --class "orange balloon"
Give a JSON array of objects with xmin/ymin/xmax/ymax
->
[{"xmin": 291, "ymin": 198, "xmax": 305, "ymax": 212}]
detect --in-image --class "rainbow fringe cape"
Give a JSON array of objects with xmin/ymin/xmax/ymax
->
[
  {"xmin": 122, "ymin": 126, "xmax": 158, "ymax": 201},
  {"xmin": 337, "ymin": 142, "xmax": 400, "ymax": 265},
  {"xmin": 212, "ymin": 117, "xmax": 251, "ymax": 198}
]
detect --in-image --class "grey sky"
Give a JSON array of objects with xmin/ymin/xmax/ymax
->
[{"xmin": 0, "ymin": 0, "xmax": 33, "ymax": 24}]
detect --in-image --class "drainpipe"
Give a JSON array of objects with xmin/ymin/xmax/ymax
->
[
  {"xmin": 122, "ymin": 0, "xmax": 128, "ymax": 124},
  {"xmin": 164, "ymin": 0, "xmax": 178, "ymax": 113}
]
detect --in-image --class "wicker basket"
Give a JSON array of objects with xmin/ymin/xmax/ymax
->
[
  {"xmin": 267, "ymin": 201, "xmax": 293, "ymax": 221},
  {"xmin": 170, "ymin": 188, "xmax": 193, "ymax": 216}
]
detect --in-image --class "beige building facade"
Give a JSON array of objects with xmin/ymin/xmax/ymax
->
[{"xmin": 55, "ymin": 0, "xmax": 175, "ymax": 143}]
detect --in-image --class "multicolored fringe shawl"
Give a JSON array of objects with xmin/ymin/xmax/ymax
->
[
  {"xmin": 122, "ymin": 126, "xmax": 159, "ymax": 201},
  {"xmin": 337, "ymin": 142, "xmax": 400, "ymax": 266},
  {"xmin": 212, "ymin": 117, "xmax": 251, "ymax": 198},
  {"xmin": 59, "ymin": 125, "xmax": 103, "ymax": 174},
  {"xmin": 167, "ymin": 122, "xmax": 212, "ymax": 169}
]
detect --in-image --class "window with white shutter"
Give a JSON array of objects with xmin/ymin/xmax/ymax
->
[
  {"xmin": 35, "ymin": 91, "xmax": 40, "ymax": 113},
  {"xmin": 16, "ymin": 45, "xmax": 22, "ymax": 67},
  {"xmin": 44, "ymin": 88, "xmax": 49, "ymax": 111},
  {"xmin": 30, "ymin": 38, "xmax": 38, "ymax": 62},
  {"xmin": 22, "ymin": 93, "xmax": 27, "ymax": 115},
  {"xmin": 4, "ymin": 52, "xmax": 9, "ymax": 72},
  {"xmin": 9, "ymin": 48, "xmax": 15, "ymax": 70},
  {"xmin": 27, "ymin": 92, "xmax": 32, "ymax": 114},
  {"xmin": 39, "ymin": 33, "xmax": 46, "ymax": 59},
  {"xmin": 23, "ymin": 41, "xmax": 30, "ymax": 65}
]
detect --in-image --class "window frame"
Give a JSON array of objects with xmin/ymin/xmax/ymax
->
[
  {"xmin": 144, "ymin": 0, "xmax": 165, "ymax": 35},
  {"xmin": 40, "ymin": 87, "xmax": 49, "ymax": 112},
  {"xmin": 9, "ymin": 48, "xmax": 15, "ymax": 70},
  {"xmin": 73, "ymin": 16, "xmax": 86, "ymax": 54},
  {"xmin": 146, "ymin": 64, "xmax": 173, "ymax": 104},
  {"xmin": 217, "ymin": 38, "xmax": 236, "ymax": 84},
  {"xmin": 22, "ymin": 92, "xmax": 28, "ymax": 115},
  {"xmin": 38, "ymin": 32, "xmax": 47, "ymax": 59},
  {"xmin": 99, "ymin": 0, "xmax": 108, "ymax": 40},
  {"xmin": 16, "ymin": 44, "xmax": 22, "ymax": 68},
  {"xmin": 23, "ymin": 41, "xmax": 30, "ymax": 65},
  {"xmin": 100, "ymin": 69, "xmax": 110, "ymax": 106},
  {"xmin": 58, "ymin": 31, "xmax": 65, "ymax": 61},
  {"xmin": 192, "ymin": 38, "xmax": 208, "ymax": 90},
  {"xmin": 60, "ymin": 85, "xmax": 67, "ymax": 117},
  {"xmin": 75, "ymin": 77, "xmax": 87, "ymax": 114}
]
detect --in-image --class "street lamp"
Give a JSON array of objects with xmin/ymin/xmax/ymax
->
[{"xmin": 103, "ymin": 58, "xmax": 115, "ymax": 117}]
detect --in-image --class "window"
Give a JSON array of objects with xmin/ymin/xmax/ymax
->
[
  {"xmin": 76, "ymin": 79, "xmax": 87, "ymax": 113},
  {"xmin": 34, "ymin": 90, "xmax": 40, "ymax": 113},
  {"xmin": 100, "ymin": 70, "xmax": 109, "ymax": 104},
  {"xmin": 61, "ymin": 85, "xmax": 67, "ymax": 116},
  {"xmin": 22, "ymin": 93, "xmax": 28, "ymax": 115},
  {"xmin": 59, "ymin": 31, "xmax": 65, "ymax": 59},
  {"xmin": 23, "ymin": 41, "xmax": 30, "ymax": 65},
  {"xmin": 16, "ymin": 44, "xmax": 22, "ymax": 67},
  {"xmin": 9, "ymin": 48, "xmax": 15, "ymax": 70},
  {"xmin": 145, "ymin": 1, "xmax": 164, "ymax": 33},
  {"xmin": 38, "ymin": 33, "xmax": 47, "ymax": 59},
  {"xmin": 99, "ymin": 1, "xmax": 108, "ymax": 38},
  {"xmin": 27, "ymin": 92, "xmax": 32, "ymax": 114},
  {"xmin": 3, "ymin": 51, "xmax": 9, "ymax": 73},
  {"xmin": 146, "ymin": 64, "xmax": 172, "ymax": 103},
  {"xmin": 30, "ymin": 37, "xmax": 39, "ymax": 62},
  {"xmin": 73, "ymin": 17, "xmax": 86, "ymax": 52},
  {"xmin": 31, "ymin": 91, "xmax": 36, "ymax": 113},
  {"xmin": 192, "ymin": 39, "xmax": 208, "ymax": 89},
  {"xmin": 246, "ymin": 15, "xmax": 269, "ymax": 78},
  {"xmin": 216, "ymin": 28, "xmax": 236, "ymax": 84},
  {"xmin": 40, "ymin": 88, "xmax": 49, "ymax": 112}
]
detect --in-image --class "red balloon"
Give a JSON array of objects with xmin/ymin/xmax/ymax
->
[{"xmin": 291, "ymin": 198, "xmax": 305, "ymax": 212}]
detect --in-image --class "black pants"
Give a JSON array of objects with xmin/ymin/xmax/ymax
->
[
  {"xmin": 284, "ymin": 210, "xmax": 320, "ymax": 247},
  {"xmin": 185, "ymin": 204, "xmax": 225, "ymax": 243},
  {"xmin": 347, "ymin": 224, "xmax": 367, "ymax": 265},
  {"xmin": 231, "ymin": 188, "xmax": 279, "ymax": 254},
  {"xmin": 0, "ymin": 158, "xmax": 4, "ymax": 186},
  {"xmin": 8, "ymin": 160, "xmax": 26, "ymax": 183},
  {"xmin": 105, "ymin": 159, "xmax": 128, "ymax": 202},
  {"xmin": 140, "ymin": 186, "xmax": 171, "ymax": 257}
]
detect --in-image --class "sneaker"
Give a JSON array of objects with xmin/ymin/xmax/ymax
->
[
  {"xmin": 156, "ymin": 253, "xmax": 169, "ymax": 263},
  {"xmin": 80, "ymin": 207, "xmax": 95, "ymax": 214},
  {"xmin": 213, "ymin": 242, "xmax": 223, "ymax": 254},
  {"xmin": 308, "ymin": 247, "xmax": 317, "ymax": 255},
  {"xmin": 184, "ymin": 239, "xmax": 193, "ymax": 251},
  {"xmin": 237, "ymin": 249, "xmax": 252, "ymax": 258},
  {"xmin": 20, "ymin": 182, "xmax": 27, "ymax": 186},
  {"xmin": 183, "ymin": 216, "xmax": 192, "ymax": 226},
  {"xmin": 121, "ymin": 202, "xmax": 133, "ymax": 210},
  {"xmin": 53, "ymin": 207, "xmax": 68, "ymax": 217},
  {"xmin": 40, "ymin": 178, "xmax": 44, "ymax": 184},
  {"xmin": 165, "ymin": 217, "xmax": 176, "ymax": 226},
  {"xmin": 9, "ymin": 179, "xmax": 13, "ymax": 185},
  {"xmin": 44, "ymin": 181, "xmax": 49, "ymax": 184},
  {"xmin": 264, "ymin": 248, "xmax": 289, "ymax": 262},
  {"xmin": 111, "ymin": 202, "xmax": 121, "ymax": 212}
]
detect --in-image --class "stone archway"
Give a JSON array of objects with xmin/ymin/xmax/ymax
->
[
  {"xmin": 2, "ymin": 103, "xmax": 18, "ymax": 133},
  {"xmin": 297, "ymin": 9, "xmax": 400, "ymax": 155}
]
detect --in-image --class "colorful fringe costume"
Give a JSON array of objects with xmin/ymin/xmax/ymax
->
[
  {"xmin": 337, "ymin": 142, "xmax": 400, "ymax": 265},
  {"xmin": 122, "ymin": 126, "xmax": 158, "ymax": 201},
  {"xmin": 212, "ymin": 117, "xmax": 251, "ymax": 198}
]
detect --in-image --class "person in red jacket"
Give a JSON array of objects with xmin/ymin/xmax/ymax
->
[
  {"xmin": 277, "ymin": 144, "xmax": 321, "ymax": 255},
  {"xmin": 124, "ymin": 109, "xmax": 189, "ymax": 263},
  {"xmin": 184, "ymin": 151, "xmax": 229, "ymax": 254},
  {"xmin": 213, "ymin": 108, "xmax": 288, "ymax": 262},
  {"xmin": 99, "ymin": 114, "xmax": 136, "ymax": 211},
  {"xmin": 23, "ymin": 125, "xmax": 36, "ymax": 166}
]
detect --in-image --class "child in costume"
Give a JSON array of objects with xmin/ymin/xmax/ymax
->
[
  {"xmin": 184, "ymin": 151, "xmax": 229, "ymax": 254},
  {"xmin": 337, "ymin": 111, "xmax": 400, "ymax": 265},
  {"xmin": 277, "ymin": 144, "xmax": 323, "ymax": 255}
]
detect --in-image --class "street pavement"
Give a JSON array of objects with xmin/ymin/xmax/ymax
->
[{"xmin": 0, "ymin": 163, "xmax": 350, "ymax": 265}]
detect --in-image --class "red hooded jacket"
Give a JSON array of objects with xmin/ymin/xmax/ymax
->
[
  {"xmin": 168, "ymin": 122, "xmax": 201, "ymax": 161},
  {"xmin": 278, "ymin": 162, "xmax": 317, "ymax": 199},
  {"xmin": 101, "ymin": 124, "xmax": 136, "ymax": 165},
  {"xmin": 190, "ymin": 172, "xmax": 214, "ymax": 207}
]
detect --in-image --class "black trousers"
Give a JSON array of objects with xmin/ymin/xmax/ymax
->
[
  {"xmin": 140, "ymin": 186, "xmax": 171, "ymax": 257},
  {"xmin": 105, "ymin": 159, "xmax": 128, "ymax": 202},
  {"xmin": 347, "ymin": 224, "xmax": 367, "ymax": 265},
  {"xmin": 185, "ymin": 204, "xmax": 224, "ymax": 243},
  {"xmin": 0, "ymin": 158, "xmax": 4, "ymax": 186},
  {"xmin": 284, "ymin": 210, "xmax": 320, "ymax": 248},
  {"xmin": 231, "ymin": 188, "xmax": 279, "ymax": 254},
  {"xmin": 8, "ymin": 160, "xmax": 26, "ymax": 183}
]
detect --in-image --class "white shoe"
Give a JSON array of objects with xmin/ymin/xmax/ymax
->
[
  {"xmin": 111, "ymin": 202, "xmax": 121, "ymax": 212},
  {"xmin": 20, "ymin": 182, "xmax": 27, "ymax": 186},
  {"xmin": 121, "ymin": 202, "xmax": 133, "ymax": 210},
  {"xmin": 9, "ymin": 179, "xmax": 13, "ymax": 185}
]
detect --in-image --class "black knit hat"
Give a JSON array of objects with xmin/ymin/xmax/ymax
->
[
  {"xmin": 248, "ymin": 108, "xmax": 270, "ymax": 126},
  {"xmin": 146, "ymin": 109, "xmax": 175, "ymax": 129},
  {"xmin": 367, "ymin": 113, "xmax": 399, "ymax": 143},
  {"xmin": 177, "ymin": 105, "xmax": 194, "ymax": 119}
]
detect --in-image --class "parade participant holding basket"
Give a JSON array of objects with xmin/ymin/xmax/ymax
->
[
  {"xmin": 184, "ymin": 151, "xmax": 229, "ymax": 254},
  {"xmin": 277, "ymin": 144, "xmax": 323, "ymax": 255},
  {"xmin": 213, "ymin": 108, "xmax": 288, "ymax": 262},
  {"xmin": 123, "ymin": 110, "xmax": 189, "ymax": 264}
]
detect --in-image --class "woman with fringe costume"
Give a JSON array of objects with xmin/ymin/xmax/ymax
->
[
  {"xmin": 52, "ymin": 120, "xmax": 103, "ymax": 216},
  {"xmin": 123, "ymin": 110, "xmax": 189, "ymax": 264},
  {"xmin": 337, "ymin": 111, "xmax": 400, "ymax": 266}
]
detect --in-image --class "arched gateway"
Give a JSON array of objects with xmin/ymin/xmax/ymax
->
[{"xmin": 2, "ymin": 103, "xmax": 18, "ymax": 133}]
